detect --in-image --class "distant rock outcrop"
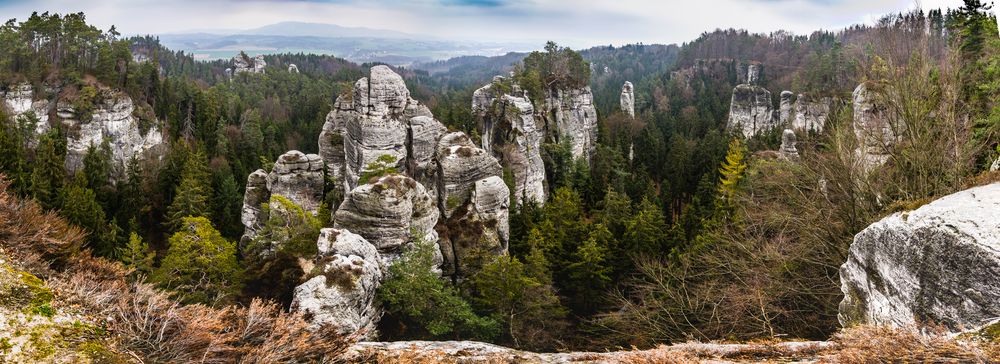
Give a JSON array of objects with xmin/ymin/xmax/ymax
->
[
  {"xmin": 3, "ymin": 83, "xmax": 163, "ymax": 177},
  {"xmin": 620, "ymin": 81, "xmax": 635, "ymax": 118},
  {"xmin": 291, "ymin": 228, "xmax": 384, "ymax": 339},
  {"xmin": 791, "ymin": 94, "xmax": 832, "ymax": 133},
  {"xmin": 473, "ymin": 77, "xmax": 546, "ymax": 205},
  {"xmin": 239, "ymin": 151, "xmax": 324, "ymax": 246},
  {"xmin": 838, "ymin": 183, "xmax": 1000, "ymax": 332},
  {"xmin": 727, "ymin": 84, "xmax": 775, "ymax": 138},
  {"xmin": 232, "ymin": 53, "xmax": 267, "ymax": 74},
  {"xmin": 542, "ymin": 86, "xmax": 598, "ymax": 161},
  {"xmin": 852, "ymin": 82, "xmax": 898, "ymax": 172},
  {"xmin": 288, "ymin": 64, "xmax": 299, "ymax": 73}
]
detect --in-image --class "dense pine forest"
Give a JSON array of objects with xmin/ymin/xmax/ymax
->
[{"xmin": 1, "ymin": 2, "xmax": 999, "ymax": 359}]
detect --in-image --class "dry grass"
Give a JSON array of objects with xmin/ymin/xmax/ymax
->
[
  {"xmin": 828, "ymin": 325, "xmax": 1000, "ymax": 363},
  {"xmin": 0, "ymin": 176, "xmax": 353, "ymax": 363}
]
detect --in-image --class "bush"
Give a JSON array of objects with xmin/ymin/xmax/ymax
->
[{"xmin": 378, "ymin": 235, "xmax": 499, "ymax": 340}]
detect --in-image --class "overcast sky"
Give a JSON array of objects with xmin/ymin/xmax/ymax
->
[{"xmin": 0, "ymin": 0, "xmax": 990, "ymax": 47}]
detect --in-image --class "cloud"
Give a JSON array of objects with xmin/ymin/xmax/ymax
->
[{"xmin": 0, "ymin": 0, "xmax": 982, "ymax": 47}]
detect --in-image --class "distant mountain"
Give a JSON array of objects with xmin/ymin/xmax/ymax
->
[
  {"xmin": 239, "ymin": 21, "xmax": 418, "ymax": 39},
  {"xmin": 159, "ymin": 21, "xmax": 536, "ymax": 66}
]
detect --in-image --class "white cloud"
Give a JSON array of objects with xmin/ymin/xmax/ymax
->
[{"xmin": 0, "ymin": 0, "xmax": 986, "ymax": 47}]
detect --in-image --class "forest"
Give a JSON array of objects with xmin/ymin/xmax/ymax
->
[{"xmin": 0, "ymin": 1, "xmax": 998, "ymax": 357}]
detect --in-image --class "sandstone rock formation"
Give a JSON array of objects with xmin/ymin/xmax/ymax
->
[
  {"xmin": 240, "ymin": 151, "xmax": 324, "ymax": 245},
  {"xmin": 620, "ymin": 81, "xmax": 635, "ymax": 118},
  {"xmin": 321, "ymin": 65, "xmax": 436, "ymax": 192},
  {"xmin": 542, "ymin": 86, "xmax": 598, "ymax": 161},
  {"xmin": 2, "ymin": 82, "xmax": 51, "ymax": 146},
  {"xmin": 852, "ymin": 82, "xmax": 899, "ymax": 172},
  {"xmin": 791, "ymin": 94, "xmax": 832, "ymax": 133},
  {"xmin": 473, "ymin": 77, "xmax": 546, "ymax": 205},
  {"xmin": 233, "ymin": 53, "xmax": 266, "ymax": 74},
  {"xmin": 288, "ymin": 64, "xmax": 299, "ymax": 73},
  {"xmin": 727, "ymin": 84, "xmax": 775, "ymax": 138},
  {"xmin": 992, "ymin": 157, "xmax": 999, "ymax": 172},
  {"xmin": 432, "ymin": 132, "xmax": 508, "ymax": 278},
  {"xmin": 838, "ymin": 182, "xmax": 1000, "ymax": 332},
  {"xmin": 779, "ymin": 91, "xmax": 794, "ymax": 127},
  {"xmin": 779, "ymin": 129, "xmax": 799, "ymax": 161},
  {"xmin": 333, "ymin": 174, "xmax": 442, "ymax": 267},
  {"xmin": 746, "ymin": 64, "xmax": 762, "ymax": 85},
  {"xmin": 291, "ymin": 228, "xmax": 384, "ymax": 339}
]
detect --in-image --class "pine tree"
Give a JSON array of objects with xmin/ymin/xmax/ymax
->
[
  {"xmin": 211, "ymin": 163, "xmax": 243, "ymax": 239},
  {"xmin": 0, "ymin": 110, "xmax": 29, "ymax": 194},
  {"xmin": 565, "ymin": 224, "xmax": 613, "ymax": 314},
  {"xmin": 60, "ymin": 173, "xmax": 113, "ymax": 256},
  {"xmin": 82, "ymin": 140, "xmax": 113, "ymax": 208},
  {"xmin": 31, "ymin": 128, "xmax": 66, "ymax": 209},
  {"xmin": 166, "ymin": 148, "xmax": 212, "ymax": 229},
  {"xmin": 623, "ymin": 197, "xmax": 668, "ymax": 258}
]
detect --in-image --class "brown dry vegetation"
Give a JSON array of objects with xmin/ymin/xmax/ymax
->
[{"xmin": 0, "ymin": 177, "xmax": 353, "ymax": 363}]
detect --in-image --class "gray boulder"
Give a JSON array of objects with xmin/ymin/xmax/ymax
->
[
  {"xmin": 779, "ymin": 129, "xmax": 799, "ymax": 161},
  {"xmin": 58, "ymin": 91, "xmax": 164, "ymax": 177},
  {"xmin": 542, "ymin": 86, "xmax": 598, "ymax": 162},
  {"xmin": 852, "ymin": 82, "xmax": 900, "ymax": 172},
  {"xmin": 240, "ymin": 151, "xmax": 324, "ymax": 245},
  {"xmin": 779, "ymin": 91, "xmax": 794, "ymax": 127},
  {"xmin": 839, "ymin": 183, "xmax": 1000, "ymax": 332},
  {"xmin": 434, "ymin": 132, "xmax": 503, "ymax": 218},
  {"xmin": 792, "ymin": 94, "xmax": 831, "ymax": 133},
  {"xmin": 288, "ymin": 64, "xmax": 299, "ymax": 73},
  {"xmin": 291, "ymin": 228, "xmax": 384, "ymax": 338},
  {"xmin": 233, "ymin": 53, "xmax": 266, "ymax": 74}
]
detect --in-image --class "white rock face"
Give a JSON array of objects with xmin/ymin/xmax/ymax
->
[
  {"xmin": 853, "ymin": 82, "xmax": 900, "ymax": 172},
  {"xmin": 792, "ymin": 94, "xmax": 831, "ymax": 133},
  {"xmin": 2, "ymin": 82, "xmax": 50, "ymax": 146},
  {"xmin": 991, "ymin": 157, "xmax": 999, "ymax": 172},
  {"xmin": 620, "ymin": 81, "xmax": 635, "ymax": 118},
  {"xmin": 543, "ymin": 86, "xmax": 598, "ymax": 161},
  {"xmin": 291, "ymin": 228, "xmax": 384, "ymax": 338},
  {"xmin": 334, "ymin": 174, "xmax": 442, "ymax": 268},
  {"xmin": 59, "ymin": 92, "xmax": 164, "ymax": 177},
  {"xmin": 727, "ymin": 84, "xmax": 775, "ymax": 138},
  {"xmin": 779, "ymin": 91, "xmax": 794, "ymax": 127},
  {"xmin": 406, "ymin": 115, "xmax": 447, "ymax": 194},
  {"xmin": 473, "ymin": 78, "xmax": 546, "ymax": 205},
  {"xmin": 434, "ymin": 132, "xmax": 503, "ymax": 218},
  {"xmin": 239, "ymin": 151, "xmax": 324, "ymax": 245},
  {"xmin": 746, "ymin": 64, "xmax": 761, "ymax": 85},
  {"xmin": 838, "ymin": 183, "xmax": 1000, "ymax": 331},
  {"xmin": 232, "ymin": 53, "xmax": 266, "ymax": 74},
  {"xmin": 288, "ymin": 64, "xmax": 299, "ymax": 73}
]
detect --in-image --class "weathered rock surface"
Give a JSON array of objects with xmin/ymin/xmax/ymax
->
[
  {"xmin": 542, "ymin": 86, "xmax": 598, "ymax": 161},
  {"xmin": 407, "ymin": 115, "xmax": 447, "ymax": 193},
  {"xmin": 992, "ymin": 157, "xmax": 1000, "ymax": 172},
  {"xmin": 344, "ymin": 339, "xmax": 833, "ymax": 363},
  {"xmin": 746, "ymin": 63, "xmax": 762, "ymax": 85},
  {"xmin": 333, "ymin": 174, "xmax": 441, "ymax": 267},
  {"xmin": 291, "ymin": 228, "xmax": 384, "ymax": 339},
  {"xmin": 233, "ymin": 53, "xmax": 266, "ymax": 74},
  {"xmin": 728, "ymin": 84, "xmax": 775, "ymax": 138},
  {"xmin": 240, "ymin": 151, "xmax": 324, "ymax": 245},
  {"xmin": 473, "ymin": 78, "xmax": 546, "ymax": 205},
  {"xmin": 58, "ymin": 91, "xmax": 163, "ymax": 176},
  {"xmin": 288, "ymin": 64, "xmax": 299, "ymax": 73},
  {"xmin": 792, "ymin": 94, "xmax": 831, "ymax": 133},
  {"xmin": 779, "ymin": 91, "xmax": 794, "ymax": 127},
  {"xmin": 1, "ymin": 83, "xmax": 50, "ymax": 144},
  {"xmin": 620, "ymin": 81, "xmax": 635, "ymax": 118},
  {"xmin": 779, "ymin": 129, "xmax": 799, "ymax": 161},
  {"xmin": 433, "ymin": 132, "xmax": 508, "ymax": 278},
  {"xmin": 852, "ymin": 82, "xmax": 899, "ymax": 172},
  {"xmin": 838, "ymin": 183, "xmax": 1000, "ymax": 332}
]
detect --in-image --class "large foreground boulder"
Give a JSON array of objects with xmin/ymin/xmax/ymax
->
[
  {"xmin": 839, "ymin": 183, "xmax": 1000, "ymax": 331},
  {"xmin": 291, "ymin": 228, "xmax": 384, "ymax": 339}
]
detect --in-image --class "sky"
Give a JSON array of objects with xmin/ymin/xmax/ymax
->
[{"xmin": 0, "ymin": 0, "xmax": 992, "ymax": 47}]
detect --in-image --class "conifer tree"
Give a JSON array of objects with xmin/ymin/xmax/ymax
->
[
  {"xmin": 565, "ymin": 224, "xmax": 613, "ymax": 314},
  {"xmin": 153, "ymin": 216, "xmax": 242, "ymax": 305},
  {"xmin": 31, "ymin": 128, "xmax": 66, "ymax": 209},
  {"xmin": 0, "ymin": 110, "xmax": 29, "ymax": 194},
  {"xmin": 166, "ymin": 148, "xmax": 212, "ymax": 229},
  {"xmin": 717, "ymin": 138, "xmax": 747, "ymax": 206},
  {"xmin": 121, "ymin": 230, "xmax": 154, "ymax": 275}
]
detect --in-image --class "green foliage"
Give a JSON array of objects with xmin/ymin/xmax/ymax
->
[
  {"xmin": 379, "ymin": 235, "xmax": 499, "ymax": 340},
  {"xmin": 153, "ymin": 217, "xmax": 242, "ymax": 305},
  {"xmin": 0, "ymin": 110, "xmax": 29, "ymax": 195},
  {"xmin": 60, "ymin": 174, "xmax": 117, "ymax": 257},
  {"xmin": 242, "ymin": 195, "xmax": 322, "ymax": 306},
  {"xmin": 30, "ymin": 128, "xmax": 66, "ymax": 209},
  {"xmin": 360, "ymin": 154, "xmax": 399, "ymax": 182},
  {"xmin": 470, "ymin": 253, "xmax": 567, "ymax": 350},
  {"xmin": 72, "ymin": 85, "xmax": 99, "ymax": 121},
  {"xmin": 166, "ymin": 148, "xmax": 212, "ymax": 230},
  {"xmin": 120, "ymin": 231, "xmax": 154, "ymax": 275},
  {"xmin": 515, "ymin": 41, "xmax": 591, "ymax": 103},
  {"xmin": 565, "ymin": 224, "xmax": 613, "ymax": 314},
  {"xmin": 717, "ymin": 138, "xmax": 747, "ymax": 206}
]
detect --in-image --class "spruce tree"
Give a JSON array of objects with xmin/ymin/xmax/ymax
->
[
  {"xmin": 717, "ymin": 138, "xmax": 747, "ymax": 206},
  {"xmin": 153, "ymin": 216, "xmax": 241, "ymax": 305},
  {"xmin": 166, "ymin": 148, "xmax": 212, "ymax": 229},
  {"xmin": 31, "ymin": 128, "xmax": 66, "ymax": 209}
]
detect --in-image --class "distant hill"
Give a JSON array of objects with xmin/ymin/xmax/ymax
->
[{"xmin": 239, "ymin": 21, "xmax": 417, "ymax": 39}]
